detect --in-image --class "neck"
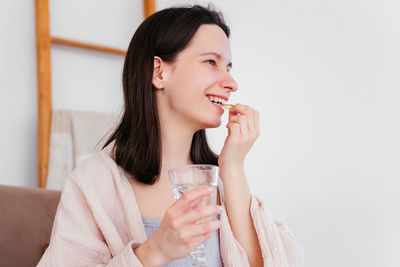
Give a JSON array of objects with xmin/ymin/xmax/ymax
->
[
  {"xmin": 157, "ymin": 104, "xmax": 198, "ymax": 185},
  {"xmin": 157, "ymin": 126, "xmax": 195, "ymax": 186},
  {"xmin": 160, "ymin": 125, "xmax": 194, "ymax": 170}
]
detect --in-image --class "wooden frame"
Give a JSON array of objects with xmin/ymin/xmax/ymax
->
[{"xmin": 35, "ymin": 0, "xmax": 156, "ymax": 188}]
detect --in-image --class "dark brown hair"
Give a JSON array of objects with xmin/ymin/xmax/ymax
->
[{"xmin": 103, "ymin": 4, "xmax": 230, "ymax": 185}]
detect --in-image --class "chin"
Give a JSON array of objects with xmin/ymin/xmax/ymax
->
[
  {"xmin": 203, "ymin": 118, "xmax": 222, "ymax": 129},
  {"xmin": 194, "ymin": 111, "xmax": 223, "ymax": 129}
]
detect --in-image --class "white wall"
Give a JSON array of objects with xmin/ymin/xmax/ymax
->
[
  {"xmin": 1, "ymin": 0, "xmax": 399, "ymax": 266},
  {"xmin": 1, "ymin": 0, "xmax": 38, "ymax": 187}
]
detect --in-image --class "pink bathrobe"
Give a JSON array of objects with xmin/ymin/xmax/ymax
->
[{"xmin": 38, "ymin": 146, "xmax": 304, "ymax": 266}]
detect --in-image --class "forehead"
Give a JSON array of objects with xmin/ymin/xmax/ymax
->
[{"xmin": 181, "ymin": 24, "xmax": 232, "ymax": 62}]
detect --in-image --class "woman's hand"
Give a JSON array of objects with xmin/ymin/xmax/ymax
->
[
  {"xmin": 138, "ymin": 187, "xmax": 223, "ymax": 266},
  {"xmin": 218, "ymin": 104, "xmax": 260, "ymax": 177}
]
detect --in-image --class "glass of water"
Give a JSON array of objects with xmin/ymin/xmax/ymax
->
[{"xmin": 168, "ymin": 164, "xmax": 219, "ymax": 267}]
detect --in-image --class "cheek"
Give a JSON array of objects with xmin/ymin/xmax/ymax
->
[
  {"xmin": 192, "ymin": 74, "xmax": 219, "ymax": 106},
  {"xmin": 192, "ymin": 66, "xmax": 218, "ymax": 86},
  {"xmin": 167, "ymin": 65, "xmax": 219, "ymax": 113},
  {"xmin": 175, "ymin": 69, "xmax": 215, "ymax": 100}
]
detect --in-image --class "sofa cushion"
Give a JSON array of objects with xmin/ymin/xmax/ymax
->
[{"xmin": 0, "ymin": 185, "xmax": 61, "ymax": 267}]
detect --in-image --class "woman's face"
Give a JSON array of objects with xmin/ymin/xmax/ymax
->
[{"xmin": 157, "ymin": 24, "xmax": 238, "ymax": 131}]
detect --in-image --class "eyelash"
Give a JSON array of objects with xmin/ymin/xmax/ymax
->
[
  {"xmin": 206, "ymin": 59, "xmax": 216, "ymax": 66},
  {"xmin": 206, "ymin": 59, "xmax": 231, "ymax": 72}
]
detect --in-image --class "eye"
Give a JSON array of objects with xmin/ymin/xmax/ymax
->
[{"xmin": 206, "ymin": 59, "xmax": 216, "ymax": 66}]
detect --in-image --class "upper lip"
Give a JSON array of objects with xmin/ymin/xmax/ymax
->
[{"xmin": 205, "ymin": 94, "xmax": 229, "ymax": 101}]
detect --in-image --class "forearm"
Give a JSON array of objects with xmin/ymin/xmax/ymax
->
[{"xmin": 220, "ymin": 168, "xmax": 263, "ymax": 267}]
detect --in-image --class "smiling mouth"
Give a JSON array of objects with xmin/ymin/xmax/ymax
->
[{"xmin": 206, "ymin": 95, "xmax": 227, "ymax": 108}]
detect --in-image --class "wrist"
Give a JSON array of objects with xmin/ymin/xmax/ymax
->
[
  {"xmin": 133, "ymin": 237, "xmax": 166, "ymax": 267},
  {"xmin": 219, "ymin": 166, "xmax": 245, "ymax": 180}
]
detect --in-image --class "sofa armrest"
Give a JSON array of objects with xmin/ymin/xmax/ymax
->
[{"xmin": 0, "ymin": 185, "xmax": 61, "ymax": 267}]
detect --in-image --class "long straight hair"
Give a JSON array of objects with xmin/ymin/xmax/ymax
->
[{"xmin": 103, "ymin": 5, "xmax": 230, "ymax": 185}]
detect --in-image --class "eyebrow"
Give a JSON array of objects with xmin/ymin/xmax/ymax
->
[{"xmin": 200, "ymin": 52, "xmax": 233, "ymax": 69}]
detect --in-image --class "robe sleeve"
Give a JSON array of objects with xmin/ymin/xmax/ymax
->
[
  {"xmin": 218, "ymin": 177, "xmax": 304, "ymax": 267},
  {"xmin": 37, "ymin": 176, "xmax": 144, "ymax": 267},
  {"xmin": 249, "ymin": 195, "xmax": 305, "ymax": 267}
]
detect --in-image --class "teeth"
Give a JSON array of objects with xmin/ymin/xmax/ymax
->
[{"xmin": 207, "ymin": 96, "xmax": 226, "ymax": 105}]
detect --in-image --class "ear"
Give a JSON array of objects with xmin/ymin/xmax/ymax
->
[{"xmin": 152, "ymin": 56, "xmax": 166, "ymax": 90}]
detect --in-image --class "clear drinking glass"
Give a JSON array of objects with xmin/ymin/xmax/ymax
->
[{"xmin": 168, "ymin": 164, "xmax": 219, "ymax": 267}]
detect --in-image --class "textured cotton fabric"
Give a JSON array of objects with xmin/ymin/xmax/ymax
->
[
  {"xmin": 46, "ymin": 110, "xmax": 118, "ymax": 190},
  {"xmin": 141, "ymin": 216, "xmax": 223, "ymax": 266},
  {"xmin": 37, "ymin": 145, "xmax": 305, "ymax": 266}
]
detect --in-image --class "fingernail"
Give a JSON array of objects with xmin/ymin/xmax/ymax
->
[
  {"xmin": 218, "ymin": 206, "xmax": 224, "ymax": 212},
  {"xmin": 207, "ymin": 187, "xmax": 214, "ymax": 192}
]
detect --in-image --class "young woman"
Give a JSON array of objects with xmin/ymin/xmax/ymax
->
[{"xmin": 38, "ymin": 5, "xmax": 304, "ymax": 267}]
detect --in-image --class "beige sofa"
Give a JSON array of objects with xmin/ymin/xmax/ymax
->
[{"xmin": 0, "ymin": 185, "xmax": 61, "ymax": 267}]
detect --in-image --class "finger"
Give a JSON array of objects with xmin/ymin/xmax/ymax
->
[
  {"xmin": 246, "ymin": 110, "xmax": 255, "ymax": 133},
  {"xmin": 181, "ymin": 219, "xmax": 221, "ymax": 238},
  {"xmin": 173, "ymin": 186, "xmax": 213, "ymax": 214},
  {"xmin": 187, "ymin": 194, "xmax": 205, "ymax": 210},
  {"xmin": 188, "ymin": 195, "xmax": 211, "ymax": 212},
  {"xmin": 238, "ymin": 115, "xmax": 248, "ymax": 136},
  {"xmin": 228, "ymin": 104, "xmax": 252, "ymax": 116},
  {"xmin": 203, "ymin": 194, "xmax": 211, "ymax": 205},
  {"xmin": 230, "ymin": 104, "xmax": 258, "ymax": 135},
  {"xmin": 182, "ymin": 204, "xmax": 223, "ymax": 224},
  {"xmin": 228, "ymin": 105, "xmax": 241, "ymax": 123},
  {"xmin": 226, "ymin": 122, "xmax": 240, "ymax": 138},
  {"xmin": 253, "ymin": 110, "xmax": 260, "ymax": 137},
  {"xmin": 188, "ymin": 232, "xmax": 212, "ymax": 249},
  {"xmin": 228, "ymin": 116, "xmax": 240, "ymax": 124},
  {"xmin": 229, "ymin": 104, "xmax": 254, "ymax": 129},
  {"xmin": 228, "ymin": 108, "xmax": 239, "ymax": 122}
]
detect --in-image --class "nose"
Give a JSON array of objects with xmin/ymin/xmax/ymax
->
[{"xmin": 219, "ymin": 71, "xmax": 238, "ymax": 92}]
